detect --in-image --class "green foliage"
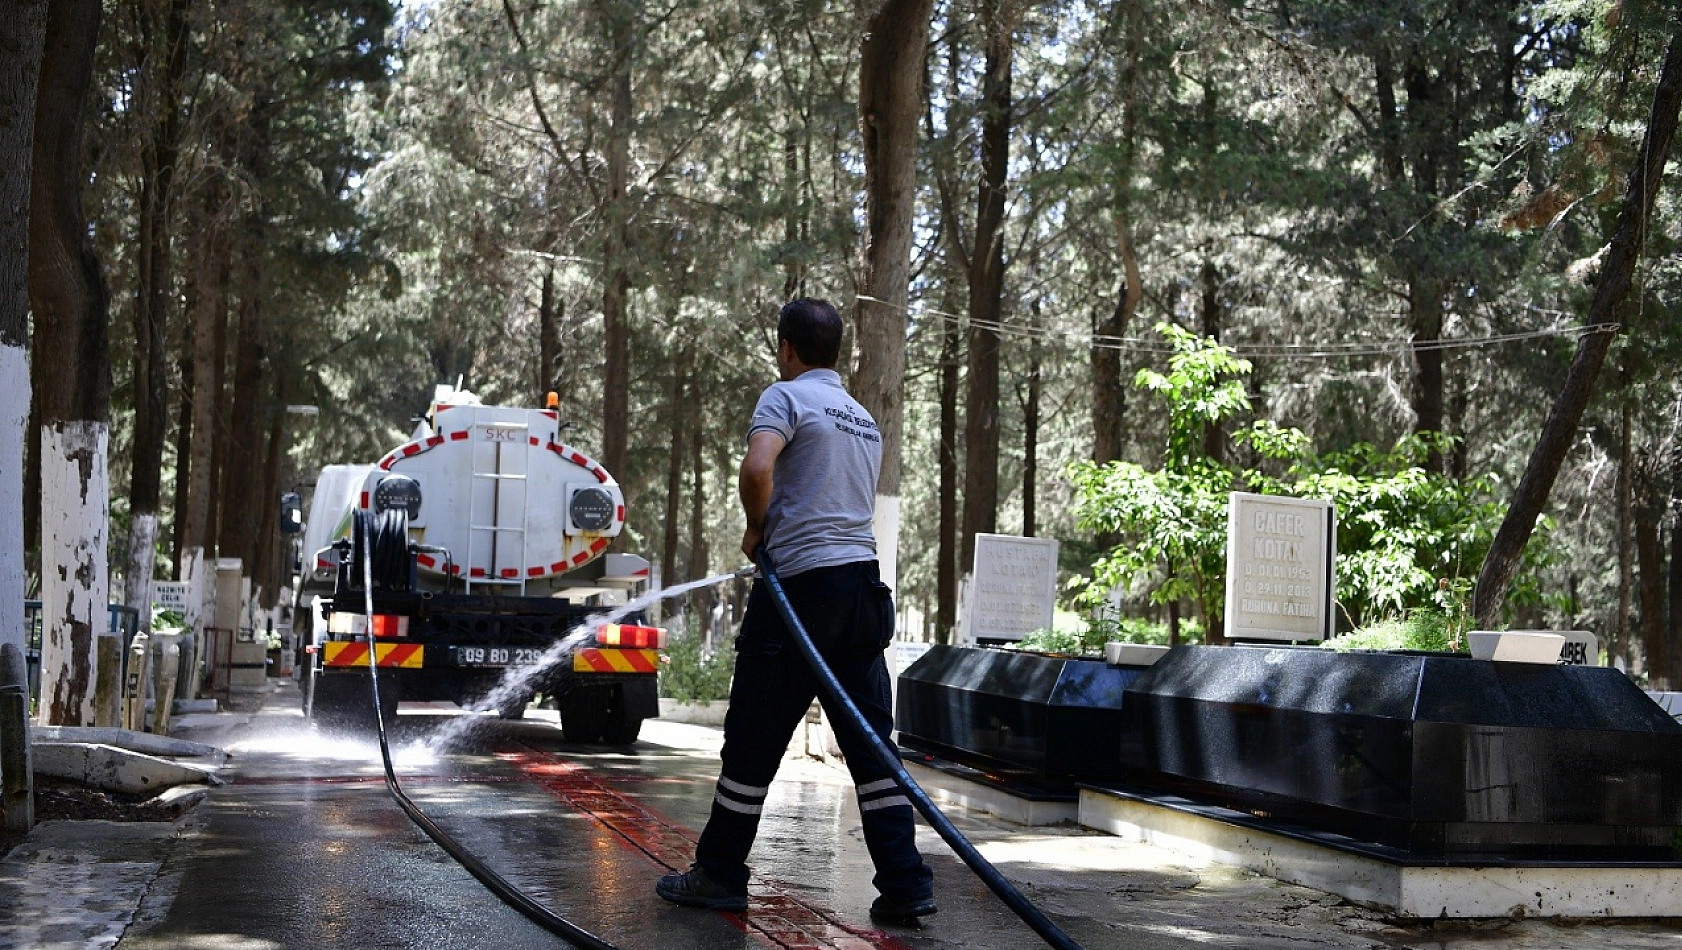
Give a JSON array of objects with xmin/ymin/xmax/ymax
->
[
  {"xmin": 1083, "ymin": 611, "xmax": 1206, "ymax": 648},
  {"xmin": 1286, "ymin": 437, "xmax": 1553, "ymax": 628},
  {"xmin": 1070, "ymin": 323, "xmax": 1303, "ymax": 630},
  {"xmin": 151, "ymin": 609, "xmax": 187, "ymax": 635},
  {"xmin": 1011, "ymin": 627, "xmax": 1096, "ymax": 657},
  {"xmin": 1321, "ymin": 608, "xmax": 1469, "ymax": 655},
  {"xmin": 1073, "ymin": 326, "xmax": 1552, "ymax": 634},
  {"xmin": 658, "ymin": 627, "xmax": 735, "ymax": 704}
]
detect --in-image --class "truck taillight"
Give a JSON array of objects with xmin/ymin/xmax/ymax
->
[
  {"xmin": 326, "ymin": 613, "xmax": 409, "ymax": 638},
  {"xmin": 596, "ymin": 623, "xmax": 665, "ymax": 649}
]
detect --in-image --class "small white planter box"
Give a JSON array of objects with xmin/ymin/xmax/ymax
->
[
  {"xmin": 1467, "ymin": 630, "xmax": 1565, "ymax": 664},
  {"xmin": 1104, "ymin": 642, "xmax": 1171, "ymax": 667},
  {"xmin": 657, "ymin": 697, "xmax": 729, "ymax": 726}
]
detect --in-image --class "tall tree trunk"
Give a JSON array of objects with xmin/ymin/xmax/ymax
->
[
  {"xmin": 1, "ymin": 0, "xmax": 47, "ymax": 675},
  {"xmin": 253, "ymin": 371, "xmax": 288, "ymax": 609},
  {"xmin": 1636, "ymin": 505, "xmax": 1666, "ymax": 688},
  {"xmin": 538, "ymin": 264, "xmax": 559, "ymax": 397},
  {"xmin": 599, "ymin": 0, "xmax": 635, "ymax": 485},
  {"xmin": 180, "ymin": 182, "xmax": 228, "ymax": 642},
  {"xmin": 1616, "ymin": 398, "xmax": 1634, "ymax": 668},
  {"xmin": 661, "ymin": 351, "xmax": 688, "ymax": 588},
  {"xmin": 217, "ymin": 216, "xmax": 265, "ymax": 572},
  {"xmin": 1199, "ymin": 258, "xmax": 1224, "ymax": 464},
  {"xmin": 686, "ymin": 382, "xmax": 709, "ymax": 617},
  {"xmin": 1022, "ymin": 334, "xmax": 1040, "ymax": 538},
  {"xmin": 935, "ymin": 281, "xmax": 960, "ymax": 643},
  {"xmin": 1473, "ymin": 15, "xmax": 1682, "ymax": 627},
  {"xmin": 30, "ymin": 0, "xmax": 111, "ymax": 726},
  {"xmin": 961, "ymin": 0, "xmax": 1012, "ymax": 575},
  {"xmin": 1093, "ymin": 13, "xmax": 1141, "ymax": 467},
  {"xmin": 1668, "ymin": 518, "xmax": 1682, "ymax": 685},
  {"xmin": 124, "ymin": 0, "xmax": 191, "ymax": 633},
  {"xmin": 1022, "ymin": 263, "xmax": 1041, "ymax": 538},
  {"xmin": 169, "ymin": 342, "xmax": 191, "ymax": 570},
  {"xmin": 854, "ymin": 0, "xmax": 932, "ymax": 593}
]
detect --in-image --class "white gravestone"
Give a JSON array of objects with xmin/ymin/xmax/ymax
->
[
  {"xmin": 1528, "ymin": 630, "xmax": 1600, "ymax": 666},
  {"xmin": 1224, "ymin": 492, "xmax": 1336, "ymax": 642},
  {"xmin": 152, "ymin": 581, "xmax": 188, "ymax": 614},
  {"xmin": 962, "ymin": 534, "xmax": 1058, "ymax": 643}
]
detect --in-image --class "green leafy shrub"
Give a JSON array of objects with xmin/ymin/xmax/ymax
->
[
  {"xmin": 1011, "ymin": 627, "xmax": 1095, "ymax": 657},
  {"xmin": 659, "ymin": 626, "xmax": 735, "ymax": 703},
  {"xmin": 1071, "ymin": 325, "xmax": 1553, "ymax": 635},
  {"xmin": 1321, "ymin": 608, "xmax": 1468, "ymax": 655}
]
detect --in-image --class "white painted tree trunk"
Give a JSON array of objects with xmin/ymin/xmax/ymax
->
[
  {"xmin": 874, "ymin": 493, "xmax": 901, "ymax": 598},
  {"xmin": 123, "ymin": 512, "xmax": 158, "ymax": 632},
  {"xmin": 39, "ymin": 422, "xmax": 109, "ymax": 726},
  {"xmin": 0, "ymin": 345, "xmax": 26, "ymax": 665}
]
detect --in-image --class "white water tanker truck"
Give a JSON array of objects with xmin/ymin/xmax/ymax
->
[{"xmin": 296, "ymin": 386, "xmax": 664, "ymax": 743}]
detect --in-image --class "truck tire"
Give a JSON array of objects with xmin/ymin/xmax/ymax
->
[
  {"xmin": 599, "ymin": 707, "xmax": 644, "ymax": 745},
  {"xmin": 497, "ymin": 693, "xmax": 529, "ymax": 720},
  {"xmin": 561, "ymin": 686, "xmax": 613, "ymax": 743}
]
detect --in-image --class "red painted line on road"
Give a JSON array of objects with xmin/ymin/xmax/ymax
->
[{"xmin": 501, "ymin": 745, "xmax": 913, "ymax": 950}]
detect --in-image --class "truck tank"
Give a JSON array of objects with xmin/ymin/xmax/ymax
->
[{"xmin": 299, "ymin": 388, "xmax": 663, "ymax": 743}]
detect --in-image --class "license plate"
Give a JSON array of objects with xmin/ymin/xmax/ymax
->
[{"xmin": 453, "ymin": 646, "xmax": 545, "ymax": 667}]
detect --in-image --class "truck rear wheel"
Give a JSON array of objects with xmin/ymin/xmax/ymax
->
[
  {"xmin": 560, "ymin": 688, "xmax": 608, "ymax": 743},
  {"xmin": 600, "ymin": 706, "xmax": 643, "ymax": 745},
  {"xmin": 561, "ymin": 685, "xmax": 643, "ymax": 744}
]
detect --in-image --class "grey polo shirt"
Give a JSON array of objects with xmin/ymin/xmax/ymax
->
[{"xmin": 748, "ymin": 368, "xmax": 880, "ymax": 577}]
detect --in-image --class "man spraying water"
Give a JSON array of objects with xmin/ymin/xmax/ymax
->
[{"xmin": 655, "ymin": 298, "xmax": 937, "ymax": 925}]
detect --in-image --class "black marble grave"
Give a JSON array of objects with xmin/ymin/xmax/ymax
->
[
  {"xmin": 896, "ymin": 644, "xmax": 1144, "ymax": 791},
  {"xmin": 1118, "ymin": 645, "xmax": 1682, "ymax": 859}
]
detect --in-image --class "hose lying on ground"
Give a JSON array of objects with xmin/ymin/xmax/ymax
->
[
  {"xmin": 755, "ymin": 545, "xmax": 1087, "ymax": 950},
  {"xmin": 356, "ymin": 510, "xmax": 622, "ymax": 950}
]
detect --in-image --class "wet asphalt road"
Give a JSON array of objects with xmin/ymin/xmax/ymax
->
[{"xmin": 10, "ymin": 679, "xmax": 1682, "ymax": 949}]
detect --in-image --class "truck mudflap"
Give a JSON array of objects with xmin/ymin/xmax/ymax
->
[
  {"xmin": 572, "ymin": 647, "xmax": 660, "ymax": 674},
  {"xmin": 323, "ymin": 641, "xmax": 424, "ymax": 668}
]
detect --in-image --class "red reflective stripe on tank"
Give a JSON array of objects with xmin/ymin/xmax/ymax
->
[
  {"xmin": 616, "ymin": 505, "xmax": 625, "ymax": 522},
  {"xmin": 500, "ymin": 568, "xmax": 518, "ymax": 578},
  {"xmin": 550, "ymin": 561, "xmax": 567, "ymax": 573},
  {"xmin": 542, "ymin": 410, "xmax": 558, "ymax": 419},
  {"xmin": 570, "ymin": 451, "xmax": 588, "ymax": 467},
  {"xmin": 449, "ymin": 430, "xmax": 469, "ymax": 441},
  {"xmin": 448, "ymin": 564, "xmax": 462, "ymax": 575},
  {"xmin": 378, "ymin": 458, "xmax": 394, "ymax": 470},
  {"xmin": 402, "ymin": 444, "xmax": 422, "ymax": 457},
  {"xmin": 594, "ymin": 467, "xmax": 609, "ymax": 483},
  {"xmin": 590, "ymin": 538, "xmax": 609, "ymax": 553},
  {"xmin": 571, "ymin": 550, "xmax": 591, "ymax": 566},
  {"xmin": 417, "ymin": 554, "xmax": 436, "ymax": 569},
  {"xmin": 625, "ymin": 649, "xmax": 658, "ymax": 673},
  {"xmin": 527, "ymin": 566, "xmax": 544, "ymax": 577},
  {"xmin": 426, "ymin": 435, "xmax": 444, "ymax": 447},
  {"xmin": 470, "ymin": 567, "xmax": 486, "ymax": 578},
  {"xmin": 529, "ymin": 436, "xmax": 540, "ymax": 446},
  {"xmin": 360, "ymin": 491, "xmax": 369, "ymax": 509}
]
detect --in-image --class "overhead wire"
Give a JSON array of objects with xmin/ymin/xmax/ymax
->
[{"xmin": 857, "ymin": 295, "xmax": 1620, "ymax": 360}]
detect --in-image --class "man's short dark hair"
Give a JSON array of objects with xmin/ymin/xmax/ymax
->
[{"xmin": 778, "ymin": 298, "xmax": 843, "ymax": 368}]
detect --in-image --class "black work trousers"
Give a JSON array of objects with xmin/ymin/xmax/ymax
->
[{"xmin": 693, "ymin": 559, "xmax": 933, "ymax": 901}]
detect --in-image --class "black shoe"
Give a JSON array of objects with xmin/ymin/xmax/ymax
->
[
  {"xmin": 869, "ymin": 893, "xmax": 937, "ymax": 926},
  {"xmin": 655, "ymin": 865, "xmax": 748, "ymax": 912}
]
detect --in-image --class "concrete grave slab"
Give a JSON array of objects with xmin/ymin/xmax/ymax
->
[{"xmin": 31, "ymin": 743, "xmax": 221, "ymax": 796}]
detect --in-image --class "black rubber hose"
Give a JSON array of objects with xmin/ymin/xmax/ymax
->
[
  {"xmin": 357, "ymin": 513, "xmax": 622, "ymax": 950},
  {"xmin": 754, "ymin": 546, "xmax": 1086, "ymax": 950}
]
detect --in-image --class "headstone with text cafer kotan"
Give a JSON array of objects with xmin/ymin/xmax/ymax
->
[{"xmin": 1223, "ymin": 492, "xmax": 1336, "ymax": 642}]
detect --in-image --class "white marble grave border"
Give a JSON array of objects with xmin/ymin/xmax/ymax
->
[{"xmin": 1079, "ymin": 785, "xmax": 1682, "ymax": 918}]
